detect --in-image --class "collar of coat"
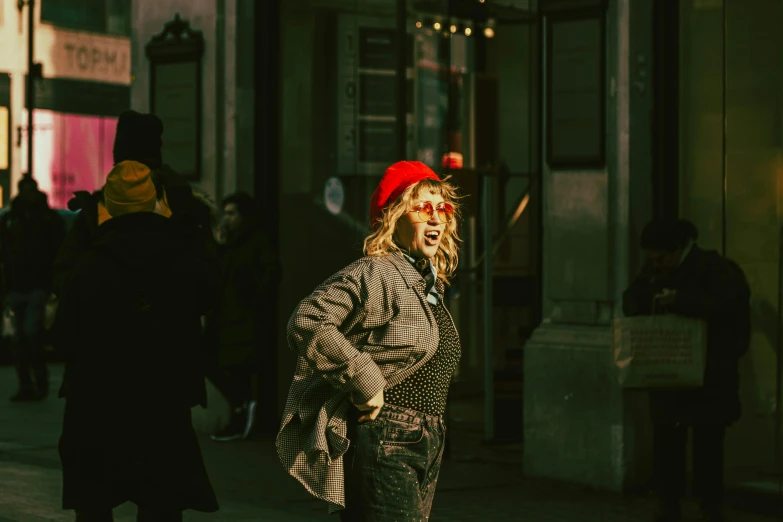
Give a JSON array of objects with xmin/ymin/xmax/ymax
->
[
  {"xmin": 388, "ymin": 251, "xmax": 426, "ymax": 287},
  {"xmin": 387, "ymin": 251, "xmax": 444, "ymax": 302}
]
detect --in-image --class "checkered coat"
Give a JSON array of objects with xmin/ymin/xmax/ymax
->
[{"xmin": 276, "ymin": 252, "xmax": 449, "ymax": 512}]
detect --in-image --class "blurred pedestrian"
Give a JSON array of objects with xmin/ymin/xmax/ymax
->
[
  {"xmin": 622, "ymin": 219, "xmax": 751, "ymax": 522},
  {"xmin": 53, "ymin": 110, "xmax": 215, "ymax": 298},
  {"xmin": 277, "ymin": 161, "xmax": 462, "ymax": 520},
  {"xmin": 208, "ymin": 192, "xmax": 276, "ymax": 442},
  {"xmin": 0, "ymin": 175, "xmax": 65, "ymax": 401},
  {"xmin": 56, "ymin": 160, "xmax": 219, "ymax": 522}
]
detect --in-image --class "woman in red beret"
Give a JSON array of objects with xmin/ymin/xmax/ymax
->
[{"xmin": 277, "ymin": 161, "xmax": 462, "ymax": 521}]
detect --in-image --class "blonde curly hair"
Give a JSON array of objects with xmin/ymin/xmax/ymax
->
[{"xmin": 363, "ymin": 177, "xmax": 462, "ymax": 284}]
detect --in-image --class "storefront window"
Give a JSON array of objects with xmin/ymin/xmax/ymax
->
[{"xmin": 21, "ymin": 110, "xmax": 117, "ymax": 209}]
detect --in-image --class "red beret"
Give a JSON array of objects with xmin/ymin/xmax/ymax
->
[{"xmin": 369, "ymin": 161, "xmax": 439, "ymax": 228}]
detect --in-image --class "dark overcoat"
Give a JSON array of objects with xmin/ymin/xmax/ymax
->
[
  {"xmin": 622, "ymin": 246, "xmax": 751, "ymax": 426},
  {"xmin": 56, "ymin": 212, "xmax": 219, "ymax": 512}
]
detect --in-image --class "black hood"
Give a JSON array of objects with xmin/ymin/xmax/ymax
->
[{"xmin": 91, "ymin": 212, "xmax": 182, "ymax": 268}]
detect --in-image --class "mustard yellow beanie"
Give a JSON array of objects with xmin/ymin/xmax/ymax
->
[{"xmin": 103, "ymin": 160, "xmax": 157, "ymax": 217}]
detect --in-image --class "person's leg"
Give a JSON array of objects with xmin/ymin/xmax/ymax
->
[
  {"xmin": 419, "ymin": 417, "xmax": 447, "ymax": 519},
  {"xmin": 235, "ymin": 365, "xmax": 256, "ymax": 438},
  {"xmin": 209, "ymin": 365, "xmax": 249, "ymax": 409},
  {"xmin": 209, "ymin": 365, "xmax": 255, "ymax": 441},
  {"xmin": 23, "ymin": 289, "xmax": 49, "ymax": 396},
  {"xmin": 136, "ymin": 508, "xmax": 183, "ymax": 522},
  {"xmin": 339, "ymin": 415, "xmax": 360, "ymax": 522},
  {"xmin": 653, "ymin": 423, "xmax": 688, "ymax": 521},
  {"xmin": 693, "ymin": 425, "xmax": 727, "ymax": 520},
  {"xmin": 7, "ymin": 292, "xmax": 35, "ymax": 400},
  {"xmin": 74, "ymin": 509, "xmax": 114, "ymax": 522},
  {"xmin": 341, "ymin": 406, "xmax": 445, "ymax": 522}
]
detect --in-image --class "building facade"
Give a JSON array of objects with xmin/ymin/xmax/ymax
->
[
  {"xmin": 0, "ymin": 0, "xmax": 132, "ymax": 208},
  {"xmin": 129, "ymin": 0, "xmax": 256, "ymax": 206},
  {"xmin": 130, "ymin": 0, "xmax": 782, "ymax": 504},
  {"xmin": 525, "ymin": 0, "xmax": 783, "ymax": 503},
  {"xmin": 130, "ymin": 0, "xmax": 541, "ymax": 435}
]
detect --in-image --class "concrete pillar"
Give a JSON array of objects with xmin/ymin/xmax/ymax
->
[{"xmin": 523, "ymin": 0, "xmax": 654, "ymax": 491}]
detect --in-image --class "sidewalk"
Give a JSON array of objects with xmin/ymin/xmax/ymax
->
[{"xmin": 0, "ymin": 364, "xmax": 779, "ymax": 521}]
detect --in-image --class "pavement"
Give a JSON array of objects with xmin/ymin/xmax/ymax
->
[{"xmin": 0, "ymin": 364, "xmax": 780, "ymax": 522}]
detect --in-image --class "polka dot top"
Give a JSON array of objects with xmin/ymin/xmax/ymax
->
[{"xmin": 384, "ymin": 301, "xmax": 462, "ymax": 416}]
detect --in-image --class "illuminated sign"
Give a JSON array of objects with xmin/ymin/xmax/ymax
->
[{"xmin": 37, "ymin": 25, "xmax": 131, "ymax": 85}]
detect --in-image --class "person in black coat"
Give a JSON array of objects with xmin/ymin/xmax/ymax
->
[
  {"xmin": 208, "ymin": 192, "xmax": 277, "ymax": 442},
  {"xmin": 53, "ymin": 110, "xmax": 216, "ymax": 299},
  {"xmin": 622, "ymin": 220, "xmax": 751, "ymax": 522},
  {"xmin": 56, "ymin": 160, "xmax": 219, "ymax": 521},
  {"xmin": 0, "ymin": 175, "xmax": 65, "ymax": 401}
]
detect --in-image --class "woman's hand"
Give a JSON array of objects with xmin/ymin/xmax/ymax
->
[
  {"xmin": 355, "ymin": 389, "xmax": 384, "ymax": 422},
  {"xmin": 654, "ymin": 288, "xmax": 677, "ymax": 307}
]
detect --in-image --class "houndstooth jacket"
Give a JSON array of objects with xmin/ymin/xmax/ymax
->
[{"xmin": 276, "ymin": 251, "xmax": 452, "ymax": 513}]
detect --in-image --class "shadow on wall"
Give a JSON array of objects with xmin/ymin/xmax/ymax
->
[
  {"xmin": 725, "ymin": 297, "xmax": 778, "ymax": 479},
  {"xmin": 747, "ymin": 298, "xmax": 779, "ymax": 417},
  {"xmin": 275, "ymin": 193, "xmax": 369, "ymax": 412},
  {"xmin": 281, "ymin": 194, "xmax": 368, "ymax": 299}
]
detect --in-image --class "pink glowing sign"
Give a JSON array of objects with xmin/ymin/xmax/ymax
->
[{"xmin": 21, "ymin": 110, "xmax": 117, "ymax": 209}]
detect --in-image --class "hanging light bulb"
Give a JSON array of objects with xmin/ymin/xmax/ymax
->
[
  {"xmin": 433, "ymin": 21, "xmax": 442, "ymax": 31},
  {"xmin": 464, "ymin": 27, "xmax": 472, "ymax": 36},
  {"xmin": 450, "ymin": 24, "xmax": 457, "ymax": 33},
  {"xmin": 416, "ymin": 21, "xmax": 422, "ymax": 29},
  {"xmin": 484, "ymin": 18, "xmax": 496, "ymax": 38}
]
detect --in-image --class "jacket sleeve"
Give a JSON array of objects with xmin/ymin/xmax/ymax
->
[
  {"xmin": 668, "ymin": 255, "xmax": 750, "ymax": 320},
  {"xmin": 176, "ymin": 223, "xmax": 219, "ymax": 316},
  {"xmin": 622, "ymin": 267, "xmax": 660, "ymax": 317},
  {"xmin": 287, "ymin": 270, "xmax": 386, "ymax": 404},
  {"xmin": 51, "ymin": 212, "xmax": 91, "ymax": 298}
]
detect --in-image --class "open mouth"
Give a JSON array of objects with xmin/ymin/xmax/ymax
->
[{"xmin": 424, "ymin": 230, "xmax": 441, "ymax": 244}]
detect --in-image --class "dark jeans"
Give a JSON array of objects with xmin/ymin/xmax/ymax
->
[
  {"xmin": 654, "ymin": 423, "xmax": 726, "ymax": 511},
  {"xmin": 6, "ymin": 289, "xmax": 49, "ymax": 392},
  {"xmin": 340, "ymin": 403, "xmax": 446, "ymax": 522},
  {"xmin": 75, "ymin": 508, "xmax": 182, "ymax": 521}
]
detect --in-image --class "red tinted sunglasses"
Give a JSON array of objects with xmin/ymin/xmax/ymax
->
[{"xmin": 409, "ymin": 202, "xmax": 454, "ymax": 223}]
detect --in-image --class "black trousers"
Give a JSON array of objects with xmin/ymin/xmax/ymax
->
[
  {"xmin": 209, "ymin": 364, "xmax": 254, "ymax": 409},
  {"xmin": 6, "ymin": 289, "xmax": 49, "ymax": 392},
  {"xmin": 654, "ymin": 423, "xmax": 726, "ymax": 510}
]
